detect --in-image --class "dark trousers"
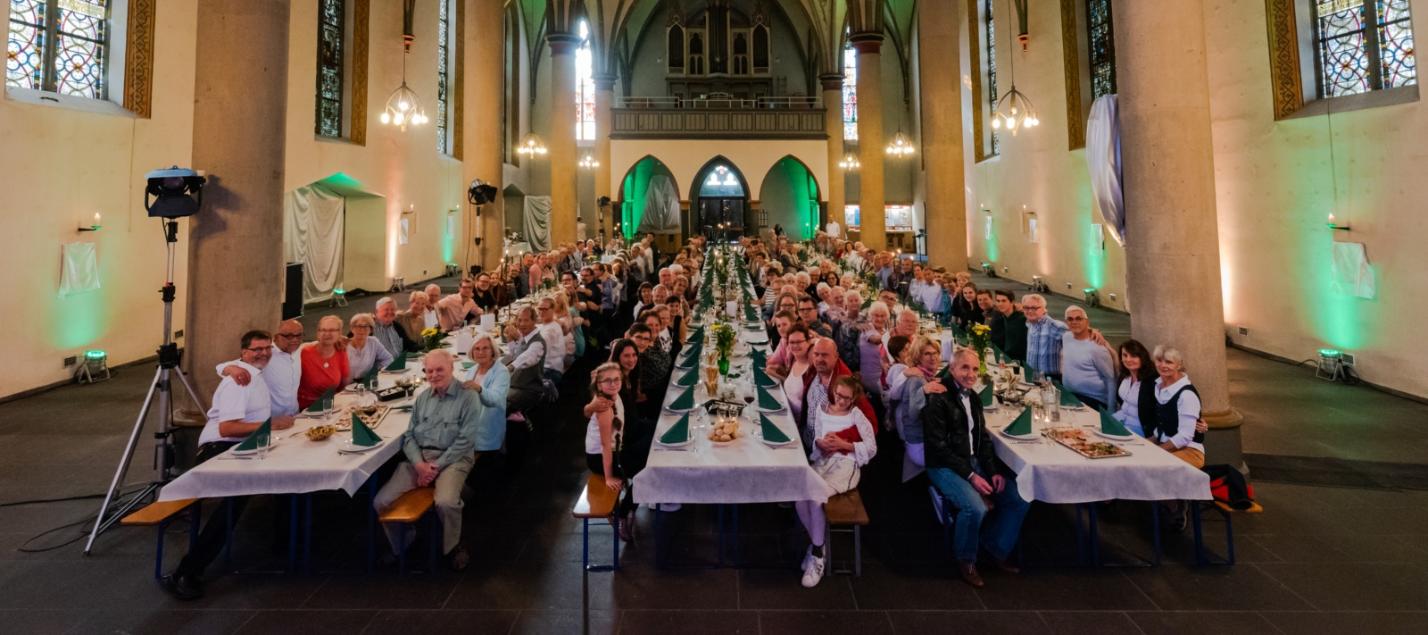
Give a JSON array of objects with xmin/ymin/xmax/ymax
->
[{"xmin": 174, "ymin": 442, "xmax": 245, "ymax": 577}]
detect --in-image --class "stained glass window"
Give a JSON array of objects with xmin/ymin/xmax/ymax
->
[
  {"xmin": 985, "ymin": 0, "xmax": 1000, "ymax": 156},
  {"xmin": 1314, "ymin": 0, "xmax": 1417, "ymax": 98},
  {"xmin": 842, "ymin": 41, "xmax": 858, "ymax": 141},
  {"xmin": 7, "ymin": 0, "xmax": 111, "ymax": 99},
  {"xmin": 315, "ymin": 0, "xmax": 345, "ymax": 138},
  {"xmin": 436, "ymin": 0, "xmax": 452, "ymax": 154},
  {"xmin": 575, "ymin": 20, "xmax": 596, "ymax": 141},
  {"xmin": 1086, "ymin": 0, "xmax": 1117, "ymax": 98}
]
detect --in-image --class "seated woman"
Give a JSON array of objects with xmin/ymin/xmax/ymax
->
[
  {"xmin": 795, "ymin": 376, "xmax": 877, "ymax": 588},
  {"xmin": 768, "ymin": 324, "xmax": 813, "ymax": 439},
  {"xmin": 399, "ymin": 291, "xmax": 430, "ymax": 339},
  {"xmin": 346, "ymin": 312, "xmax": 394, "ymax": 380},
  {"xmin": 763, "ymin": 310, "xmax": 800, "ymax": 374},
  {"xmin": 459, "ymin": 335, "xmax": 510, "ymax": 454},
  {"xmin": 298, "ymin": 315, "xmax": 350, "ymax": 411},
  {"xmin": 1113, "ymin": 339, "xmax": 1157, "ymax": 437},
  {"xmin": 857, "ymin": 302, "xmax": 893, "ymax": 403},
  {"xmin": 583, "ymin": 362, "xmax": 642, "ymax": 541},
  {"xmin": 892, "ymin": 336, "xmax": 948, "ymax": 481},
  {"xmin": 1059, "ymin": 306, "xmax": 1117, "ymax": 411},
  {"xmin": 1149, "ymin": 345, "xmax": 1206, "ymax": 468},
  {"xmin": 881, "ymin": 335, "xmax": 913, "ymax": 427}
]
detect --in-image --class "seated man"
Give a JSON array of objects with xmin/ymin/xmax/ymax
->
[
  {"xmin": 501, "ymin": 305, "xmax": 550, "ymax": 413},
  {"xmin": 922, "ymin": 348, "xmax": 1029, "ymax": 589},
  {"xmin": 163, "ymin": 330, "xmax": 293, "ymax": 600},
  {"xmin": 374, "ymin": 350, "xmax": 482, "ymax": 571}
]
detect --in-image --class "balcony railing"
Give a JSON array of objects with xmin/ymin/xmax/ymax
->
[
  {"xmin": 617, "ymin": 95, "xmax": 822, "ymax": 110},
  {"xmin": 612, "ymin": 95, "xmax": 827, "ymax": 139}
]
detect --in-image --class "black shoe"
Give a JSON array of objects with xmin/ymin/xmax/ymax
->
[
  {"xmin": 161, "ymin": 572, "xmax": 204, "ymax": 601},
  {"xmin": 447, "ymin": 542, "xmax": 471, "ymax": 572}
]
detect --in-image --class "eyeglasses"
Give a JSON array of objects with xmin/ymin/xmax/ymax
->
[
  {"xmin": 598, "ymin": 377, "xmax": 622, "ymax": 385},
  {"xmin": 786, "ymin": 338, "xmax": 808, "ymax": 345},
  {"xmin": 1065, "ymin": 316, "xmax": 1087, "ymax": 322},
  {"xmin": 244, "ymin": 346, "xmax": 271, "ymax": 353},
  {"xmin": 834, "ymin": 392, "xmax": 855, "ymax": 401},
  {"xmin": 275, "ymin": 332, "xmax": 303, "ymax": 339}
]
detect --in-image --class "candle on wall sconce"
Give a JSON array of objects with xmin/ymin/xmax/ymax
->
[
  {"xmin": 1326, "ymin": 212, "xmax": 1350, "ymax": 231},
  {"xmin": 77, "ymin": 212, "xmax": 102, "ymax": 232}
]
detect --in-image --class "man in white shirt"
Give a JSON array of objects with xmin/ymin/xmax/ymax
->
[
  {"xmin": 164, "ymin": 330, "xmax": 294, "ymax": 601},
  {"xmin": 502, "ymin": 306, "xmax": 550, "ymax": 413},
  {"xmin": 217, "ymin": 319, "xmax": 304, "ymax": 422},
  {"xmin": 535, "ymin": 297, "xmax": 568, "ymax": 382}
]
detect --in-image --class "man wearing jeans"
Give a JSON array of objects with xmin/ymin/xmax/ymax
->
[{"xmin": 921, "ymin": 348, "xmax": 1029, "ymax": 588}]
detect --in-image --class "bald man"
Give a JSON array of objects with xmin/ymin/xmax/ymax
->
[{"xmin": 218, "ymin": 318, "xmax": 303, "ymax": 425}]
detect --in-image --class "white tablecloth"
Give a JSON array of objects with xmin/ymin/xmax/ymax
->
[{"xmin": 986, "ymin": 406, "xmax": 1211, "ymax": 504}]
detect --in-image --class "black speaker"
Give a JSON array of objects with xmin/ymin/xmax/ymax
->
[{"xmin": 282, "ymin": 262, "xmax": 304, "ymax": 320}]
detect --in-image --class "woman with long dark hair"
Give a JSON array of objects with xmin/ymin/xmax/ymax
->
[{"xmin": 1113, "ymin": 339, "xmax": 1157, "ymax": 437}]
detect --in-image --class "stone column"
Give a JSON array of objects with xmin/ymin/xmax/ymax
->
[
  {"xmin": 820, "ymin": 74, "xmax": 846, "ymax": 239},
  {"xmin": 852, "ymin": 33, "xmax": 885, "ymax": 251},
  {"xmin": 594, "ymin": 73, "xmax": 617, "ymax": 242},
  {"xmin": 184, "ymin": 0, "xmax": 290, "ymax": 398},
  {"xmin": 465, "ymin": 0, "xmax": 505, "ymax": 275},
  {"xmin": 1113, "ymin": 0, "xmax": 1243, "ymax": 467},
  {"xmin": 547, "ymin": 33, "xmax": 579, "ymax": 247},
  {"xmin": 919, "ymin": 0, "xmax": 967, "ymax": 270}
]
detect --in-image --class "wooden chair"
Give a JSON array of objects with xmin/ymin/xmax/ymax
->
[
  {"xmin": 572, "ymin": 473, "xmax": 621, "ymax": 571},
  {"xmin": 825, "ymin": 490, "xmax": 870, "ymax": 576},
  {"xmin": 377, "ymin": 487, "xmax": 439, "ymax": 573},
  {"xmin": 121, "ymin": 498, "xmax": 200, "ymax": 579}
]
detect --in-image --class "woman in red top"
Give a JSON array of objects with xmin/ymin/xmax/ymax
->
[{"xmin": 298, "ymin": 315, "xmax": 350, "ymax": 410}]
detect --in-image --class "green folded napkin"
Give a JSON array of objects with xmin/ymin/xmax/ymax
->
[
  {"xmin": 351, "ymin": 413, "xmax": 382, "ymax": 447},
  {"xmin": 384, "ymin": 353, "xmax": 406, "ymax": 371},
  {"xmin": 675, "ymin": 369, "xmax": 699, "ymax": 387},
  {"xmin": 668, "ymin": 388, "xmax": 695, "ymax": 410},
  {"xmin": 1057, "ymin": 385, "xmax": 1085, "ymax": 407},
  {"xmin": 1099, "ymin": 409, "xmax": 1132, "ymax": 437},
  {"xmin": 306, "ymin": 387, "xmax": 336, "ymax": 413},
  {"xmin": 978, "ymin": 383, "xmax": 995, "ymax": 408},
  {"xmin": 460, "ymin": 360, "xmax": 475, "ymax": 370},
  {"xmin": 1003, "ymin": 408, "xmax": 1033, "ymax": 436},
  {"xmin": 753, "ymin": 366, "xmax": 778, "ymax": 387},
  {"xmin": 658, "ymin": 413, "xmax": 691, "ymax": 445},
  {"xmin": 232, "ymin": 419, "xmax": 272, "ymax": 452},
  {"xmin": 757, "ymin": 387, "xmax": 783, "ymax": 410},
  {"xmin": 361, "ymin": 366, "xmax": 380, "ymax": 388},
  {"xmin": 759, "ymin": 413, "xmax": 792, "ymax": 444}
]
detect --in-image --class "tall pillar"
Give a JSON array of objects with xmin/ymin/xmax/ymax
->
[
  {"xmin": 853, "ymin": 33, "xmax": 886, "ymax": 251},
  {"xmin": 1113, "ymin": 0, "xmax": 1243, "ymax": 466},
  {"xmin": 547, "ymin": 33, "xmax": 579, "ymax": 247},
  {"xmin": 594, "ymin": 73, "xmax": 616, "ymax": 242},
  {"xmin": 185, "ymin": 0, "xmax": 289, "ymax": 398},
  {"xmin": 820, "ymin": 74, "xmax": 846, "ymax": 239},
  {"xmin": 465, "ymin": 0, "xmax": 505, "ymax": 275},
  {"xmin": 919, "ymin": 0, "xmax": 967, "ymax": 269}
]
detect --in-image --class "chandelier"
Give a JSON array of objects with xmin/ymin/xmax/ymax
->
[
  {"xmin": 838, "ymin": 152, "xmax": 861, "ymax": 171},
  {"xmin": 990, "ymin": 0, "xmax": 1039, "ymax": 135},
  {"xmin": 516, "ymin": 133, "xmax": 548, "ymax": 157},
  {"xmin": 380, "ymin": 0, "xmax": 428, "ymax": 130},
  {"xmin": 885, "ymin": 131, "xmax": 916, "ymax": 157},
  {"xmin": 578, "ymin": 153, "xmax": 600, "ymax": 170}
]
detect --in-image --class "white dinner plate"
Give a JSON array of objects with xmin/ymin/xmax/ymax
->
[
  {"xmin": 1000, "ymin": 429, "xmax": 1039, "ymax": 441},
  {"xmin": 339, "ymin": 441, "xmax": 381, "ymax": 453},
  {"xmin": 230, "ymin": 446, "xmax": 261, "ymax": 456},
  {"xmin": 1094, "ymin": 430, "xmax": 1136, "ymax": 441},
  {"xmin": 657, "ymin": 438, "xmax": 692, "ymax": 449}
]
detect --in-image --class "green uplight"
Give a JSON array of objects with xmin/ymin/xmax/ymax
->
[
  {"xmin": 1318, "ymin": 348, "xmax": 1342, "ymax": 358},
  {"xmin": 84, "ymin": 349, "xmax": 107, "ymax": 360},
  {"xmin": 334, "ymin": 287, "xmax": 346, "ymax": 296}
]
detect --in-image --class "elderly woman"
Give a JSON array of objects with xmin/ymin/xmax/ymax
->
[
  {"xmin": 858, "ymin": 301, "xmax": 893, "ymax": 399},
  {"xmin": 1150, "ymin": 345, "xmax": 1206, "ymax": 468},
  {"xmin": 400, "ymin": 291, "xmax": 431, "ymax": 338},
  {"xmin": 298, "ymin": 315, "xmax": 350, "ymax": 410},
  {"xmin": 894, "ymin": 335, "xmax": 949, "ymax": 481},
  {"xmin": 346, "ymin": 312, "xmax": 394, "ymax": 380},
  {"xmin": 459, "ymin": 335, "xmax": 510, "ymax": 453},
  {"xmin": 1059, "ymin": 306, "xmax": 1117, "ymax": 411}
]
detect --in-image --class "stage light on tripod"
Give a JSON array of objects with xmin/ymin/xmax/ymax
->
[{"xmin": 144, "ymin": 167, "xmax": 207, "ymax": 218}]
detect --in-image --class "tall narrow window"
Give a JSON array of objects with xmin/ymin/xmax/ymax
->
[
  {"xmin": 842, "ymin": 40, "xmax": 858, "ymax": 141},
  {"xmin": 1086, "ymin": 0, "xmax": 1117, "ymax": 98},
  {"xmin": 984, "ymin": 0, "xmax": 1000, "ymax": 156},
  {"xmin": 575, "ymin": 19, "xmax": 596, "ymax": 141},
  {"xmin": 315, "ymin": 0, "xmax": 346, "ymax": 138},
  {"xmin": 1313, "ymin": 0, "xmax": 1417, "ymax": 98},
  {"xmin": 6, "ymin": 0, "xmax": 112, "ymax": 99},
  {"xmin": 436, "ymin": 0, "xmax": 453, "ymax": 154}
]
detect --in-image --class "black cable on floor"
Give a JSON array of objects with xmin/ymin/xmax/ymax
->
[{"xmin": 6, "ymin": 485, "xmax": 149, "ymax": 553}]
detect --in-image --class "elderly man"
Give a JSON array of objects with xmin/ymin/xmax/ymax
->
[
  {"xmin": 1021, "ymin": 293, "xmax": 1067, "ymax": 380},
  {"xmin": 535, "ymin": 297, "xmax": 568, "ymax": 383},
  {"xmin": 424, "ymin": 284, "xmax": 443, "ymax": 313},
  {"xmin": 374, "ymin": 350, "xmax": 481, "ymax": 571},
  {"xmin": 374, "ymin": 297, "xmax": 420, "ymax": 355},
  {"xmin": 922, "ymin": 348, "xmax": 1029, "ymax": 588},
  {"xmin": 164, "ymin": 330, "xmax": 292, "ymax": 600},
  {"xmin": 501, "ymin": 306, "xmax": 550, "ymax": 413}
]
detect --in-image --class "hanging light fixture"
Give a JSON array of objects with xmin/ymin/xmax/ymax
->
[
  {"xmin": 516, "ymin": 133, "xmax": 548, "ymax": 157},
  {"xmin": 990, "ymin": 0, "xmax": 1039, "ymax": 135},
  {"xmin": 838, "ymin": 152, "xmax": 861, "ymax": 171},
  {"xmin": 578, "ymin": 153, "xmax": 600, "ymax": 170},
  {"xmin": 379, "ymin": 0, "xmax": 429, "ymax": 131},
  {"xmin": 885, "ymin": 131, "xmax": 917, "ymax": 157}
]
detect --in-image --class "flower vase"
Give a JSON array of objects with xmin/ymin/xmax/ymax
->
[
  {"xmin": 977, "ymin": 352, "xmax": 988, "ymax": 376},
  {"xmin": 718, "ymin": 356, "xmax": 730, "ymax": 376}
]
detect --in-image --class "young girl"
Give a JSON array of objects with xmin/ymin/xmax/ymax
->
[
  {"xmin": 584, "ymin": 363, "xmax": 639, "ymax": 540},
  {"xmin": 795, "ymin": 376, "xmax": 878, "ymax": 588}
]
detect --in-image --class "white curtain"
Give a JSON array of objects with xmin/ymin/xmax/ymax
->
[
  {"xmin": 1331, "ymin": 241, "xmax": 1376, "ymax": 299},
  {"xmin": 639, "ymin": 174, "xmax": 681, "ymax": 234},
  {"xmin": 523, "ymin": 195, "xmax": 552, "ymax": 251},
  {"xmin": 60, "ymin": 242, "xmax": 100, "ymax": 297},
  {"xmin": 284, "ymin": 185, "xmax": 345, "ymax": 303},
  {"xmin": 1086, "ymin": 94, "xmax": 1126, "ymax": 246}
]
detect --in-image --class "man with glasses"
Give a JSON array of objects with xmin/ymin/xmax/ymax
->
[
  {"xmin": 502, "ymin": 306, "xmax": 551, "ymax": 413},
  {"xmin": 1021, "ymin": 293, "xmax": 1066, "ymax": 381},
  {"xmin": 797, "ymin": 295, "xmax": 832, "ymax": 338},
  {"xmin": 374, "ymin": 350, "xmax": 481, "ymax": 571},
  {"xmin": 535, "ymin": 298, "xmax": 568, "ymax": 383},
  {"xmin": 374, "ymin": 297, "xmax": 421, "ymax": 355},
  {"xmin": 217, "ymin": 319, "xmax": 304, "ymax": 422},
  {"xmin": 164, "ymin": 330, "xmax": 292, "ymax": 600}
]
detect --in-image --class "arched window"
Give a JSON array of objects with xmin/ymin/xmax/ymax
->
[
  {"xmin": 1313, "ymin": 0, "xmax": 1417, "ymax": 98},
  {"xmin": 7, "ymin": 0, "xmax": 114, "ymax": 100},
  {"xmin": 1086, "ymin": 0, "xmax": 1116, "ymax": 98},
  {"xmin": 575, "ymin": 19, "xmax": 596, "ymax": 141},
  {"xmin": 984, "ymin": 0, "xmax": 1000, "ymax": 156},
  {"xmin": 842, "ymin": 40, "xmax": 858, "ymax": 141},
  {"xmin": 700, "ymin": 164, "xmax": 745, "ymax": 197},
  {"xmin": 436, "ymin": 0, "xmax": 455, "ymax": 154}
]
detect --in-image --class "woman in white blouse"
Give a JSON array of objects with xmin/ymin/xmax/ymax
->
[
  {"xmin": 795, "ymin": 376, "xmax": 877, "ymax": 589},
  {"xmin": 1151, "ymin": 345, "xmax": 1206, "ymax": 468},
  {"xmin": 1112, "ymin": 339, "xmax": 1157, "ymax": 437},
  {"xmin": 345, "ymin": 313, "xmax": 394, "ymax": 379}
]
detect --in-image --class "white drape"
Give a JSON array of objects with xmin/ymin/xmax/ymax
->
[
  {"xmin": 60, "ymin": 242, "xmax": 100, "ymax": 296},
  {"xmin": 284, "ymin": 185, "xmax": 345, "ymax": 303},
  {"xmin": 1331, "ymin": 241, "xmax": 1375, "ymax": 299},
  {"xmin": 523, "ymin": 195, "xmax": 552, "ymax": 251},
  {"xmin": 640, "ymin": 174, "xmax": 681, "ymax": 234},
  {"xmin": 1086, "ymin": 95, "xmax": 1126, "ymax": 246}
]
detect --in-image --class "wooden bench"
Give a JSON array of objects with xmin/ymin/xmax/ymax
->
[
  {"xmin": 377, "ymin": 487, "xmax": 439, "ymax": 573},
  {"xmin": 122, "ymin": 498, "xmax": 200, "ymax": 579},
  {"xmin": 825, "ymin": 490, "xmax": 870, "ymax": 576},
  {"xmin": 1192, "ymin": 500, "xmax": 1260, "ymax": 566},
  {"xmin": 572, "ymin": 473, "xmax": 620, "ymax": 571}
]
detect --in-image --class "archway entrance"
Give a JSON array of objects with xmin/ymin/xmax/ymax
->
[
  {"xmin": 617, "ymin": 155, "xmax": 680, "ymax": 241},
  {"xmin": 757, "ymin": 156, "xmax": 822, "ymax": 241},
  {"xmin": 691, "ymin": 158, "xmax": 750, "ymax": 238}
]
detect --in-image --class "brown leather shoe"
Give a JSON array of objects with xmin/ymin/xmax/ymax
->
[
  {"xmin": 992, "ymin": 558, "xmax": 1021, "ymax": 574},
  {"xmin": 958, "ymin": 562, "xmax": 985, "ymax": 588}
]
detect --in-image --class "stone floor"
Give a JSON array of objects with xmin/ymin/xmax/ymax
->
[{"xmin": 2, "ymin": 279, "xmax": 1426, "ymax": 634}]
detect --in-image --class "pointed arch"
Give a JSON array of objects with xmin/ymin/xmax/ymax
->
[
  {"xmin": 617, "ymin": 155, "xmax": 679, "ymax": 238},
  {"xmin": 689, "ymin": 155, "xmax": 751, "ymax": 202},
  {"xmin": 757, "ymin": 155, "xmax": 823, "ymax": 241}
]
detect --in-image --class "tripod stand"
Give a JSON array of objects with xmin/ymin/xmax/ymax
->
[{"xmin": 84, "ymin": 219, "xmax": 206, "ymax": 554}]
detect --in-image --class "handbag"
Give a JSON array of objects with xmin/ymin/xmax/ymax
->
[{"xmin": 812, "ymin": 453, "xmax": 861, "ymax": 494}]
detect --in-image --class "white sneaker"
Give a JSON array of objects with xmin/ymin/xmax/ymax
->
[
  {"xmin": 800, "ymin": 546, "xmax": 814, "ymax": 572},
  {"xmin": 801, "ymin": 553, "xmax": 825, "ymax": 588}
]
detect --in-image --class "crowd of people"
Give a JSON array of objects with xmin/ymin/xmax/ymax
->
[{"xmin": 164, "ymin": 231, "xmax": 1211, "ymax": 599}]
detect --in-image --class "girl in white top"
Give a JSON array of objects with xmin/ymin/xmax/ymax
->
[
  {"xmin": 584, "ymin": 364, "xmax": 637, "ymax": 528},
  {"xmin": 795, "ymin": 376, "xmax": 878, "ymax": 589}
]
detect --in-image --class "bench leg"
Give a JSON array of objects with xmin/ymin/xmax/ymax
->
[
  {"xmin": 612, "ymin": 515, "xmax": 621, "ymax": 571},
  {"xmin": 154, "ymin": 521, "xmax": 167, "ymax": 580},
  {"xmin": 1151, "ymin": 501, "xmax": 1163, "ymax": 566},
  {"xmin": 304, "ymin": 494, "xmax": 314, "ymax": 574},
  {"xmin": 582, "ymin": 518, "xmax": 590, "ymax": 571},
  {"xmin": 223, "ymin": 499, "xmax": 235, "ymax": 571},
  {"xmin": 397, "ymin": 523, "xmax": 408, "ymax": 575},
  {"xmin": 429, "ymin": 512, "xmax": 440, "ymax": 573},
  {"xmin": 288, "ymin": 495, "xmax": 299, "ymax": 573},
  {"xmin": 854, "ymin": 525, "xmax": 862, "ymax": 577},
  {"xmin": 366, "ymin": 479, "xmax": 377, "ymax": 573}
]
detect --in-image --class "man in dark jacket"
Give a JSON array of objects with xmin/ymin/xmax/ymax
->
[
  {"xmin": 921, "ymin": 348, "xmax": 1030, "ymax": 588},
  {"xmin": 989, "ymin": 290, "xmax": 1028, "ymax": 363}
]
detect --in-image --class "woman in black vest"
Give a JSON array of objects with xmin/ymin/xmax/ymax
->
[{"xmin": 1148, "ymin": 345, "xmax": 1207, "ymax": 468}]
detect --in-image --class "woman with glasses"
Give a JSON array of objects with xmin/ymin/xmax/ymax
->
[
  {"xmin": 1059, "ymin": 306, "xmax": 1117, "ymax": 411},
  {"xmin": 460, "ymin": 336, "xmax": 510, "ymax": 454},
  {"xmin": 795, "ymin": 376, "xmax": 878, "ymax": 588},
  {"xmin": 767, "ymin": 323, "xmax": 814, "ymax": 427},
  {"xmin": 297, "ymin": 315, "xmax": 350, "ymax": 411},
  {"xmin": 892, "ymin": 336, "xmax": 949, "ymax": 481},
  {"xmin": 345, "ymin": 313, "xmax": 394, "ymax": 380},
  {"xmin": 583, "ymin": 362, "xmax": 640, "ymax": 540}
]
